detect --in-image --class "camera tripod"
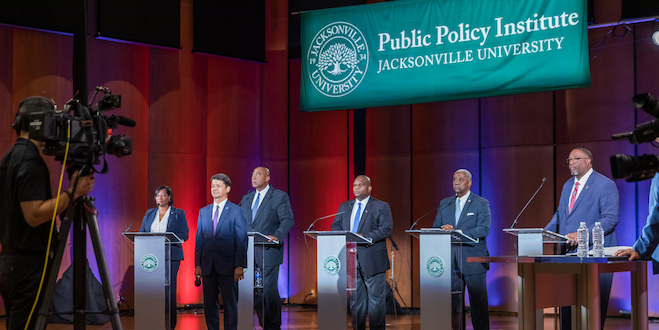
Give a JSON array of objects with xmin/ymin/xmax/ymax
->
[{"xmin": 33, "ymin": 194, "xmax": 122, "ymax": 330}]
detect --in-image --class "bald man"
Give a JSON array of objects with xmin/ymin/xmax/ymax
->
[
  {"xmin": 331, "ymin": 175, "xmax": 393, "ymax": 330},
  {"xmin": 239, "ymin": 167, "xmax": 294, "ymax": 330}
]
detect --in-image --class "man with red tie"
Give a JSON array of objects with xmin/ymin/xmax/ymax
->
[
  {"xmin": 195, "ymin": 173, "xmax": 247, "ymax": 330},
  {"xmin": 545, "ymin": 147, "xmax": 619, "ymax": 330}
]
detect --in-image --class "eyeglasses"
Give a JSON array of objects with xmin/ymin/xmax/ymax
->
[{"xmin": 566, "ymin": 157, "xmax": 588, "ymax": 163}]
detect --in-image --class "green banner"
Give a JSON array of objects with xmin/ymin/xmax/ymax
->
[{"xmin": 300, "ymin": 0, "xmax": 590, "ymax": 112}]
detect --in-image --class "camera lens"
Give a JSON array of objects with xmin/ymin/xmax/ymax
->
[{"xmin": 610, "ymin": 153, "xmax": 659, "ymax": 182}]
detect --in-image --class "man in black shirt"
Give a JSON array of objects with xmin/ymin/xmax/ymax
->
[{"xmin": 0, "ymin": 96, "xmax": 94, "ymax": 330}]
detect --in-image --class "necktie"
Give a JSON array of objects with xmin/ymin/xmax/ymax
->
[
  {"xmin": 455, "ymin": 198, "xmax": 461, "ymax": 226},
  {"xmin": 569, "ymin": 182, "xmax": 580, "ymax": 214},
  {"xmin": 352, "ymin": 202, "xmax": 362, "ymax": 232},
  {"xmin": 212, "ymin": 205, "xmax": 220, "ymax": 233},
  {"xmin": 252, "ymin": 192, "xmax": 260, "ymax": 222}
]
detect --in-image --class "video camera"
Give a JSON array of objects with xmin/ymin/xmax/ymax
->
[
  {"xmin": 27, "ymin": 87, "xmax": 134, "ymax": 174},
  {"xmin": 610, "ymin": 93, "xmax": 659, "ymax": 182}
]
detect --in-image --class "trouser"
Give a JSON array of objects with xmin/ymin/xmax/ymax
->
[
  {"xmin": 168, "ymin": 260, "xmax": 180, "ymax": 329},
  {"xmin": 0, "ymin": 254, "xmax": 47, "ymax": 330},
  {"xmin": 350, "ymin": 268, "xmax": 386, "ymax": 330},
  {"xmin": 202, "ymin": 268, "xmax": 238, "ymax": 330},
  {"xmin": 452, "ymin": 269, "xmax": 489, "ymax": 330},
  {"xmin": 255, "ymin": 264, "xmax": 282, "ymax": 330}
]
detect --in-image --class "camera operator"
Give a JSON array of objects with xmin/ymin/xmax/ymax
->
[{"xmin": 0, "ymin": 96, "xmax": 94, "ymax": 330}]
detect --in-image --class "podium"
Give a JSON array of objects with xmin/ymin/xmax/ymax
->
[
  {"xmin": 123, "ymin": 231, "xmax": 182, "ymax": 330},
  {"xmin": 238, "ymin": 232, "xmax": 280, "ymax": 330},
  {"xmin": 406, "ymin": 228, "xmax": 476, "ymax": 330},
  {"xmin": 503, "ymin": 228, "xmax": 567, "ymax": 255},
  {"xmin": 304, "ymin": 230, "xmax": 372, "ymax": 330}
]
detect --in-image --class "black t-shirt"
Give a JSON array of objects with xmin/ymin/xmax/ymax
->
[{"xmin": 0, "ymin": 138, "xmax": 54, "ymax": 255}]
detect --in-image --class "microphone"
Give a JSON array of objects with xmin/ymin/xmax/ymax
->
[
  {"xmin": 510, "ymin": 177, "xmax": 547, "ymax": 229},
  {"xmin": 307, "ymin": 211, "xmax": 347, "ymax": 231},
  {"xmin": 124, "ymin": 219, "xmax": 137, "ymax": 232},
  {"xmin": 409, "ymin": 202, "xmax": 453, "ymax": 230},
  {"xmin": 388, "ymin": 236, "xmax": 399, "ymax": 251},
  {"xmin": 195, "ymin": 275, "xmax": 201, "ymax": 287},
  {"xmin": 108, "ymin": 115, "xmax": 136, "ymax": 127}
]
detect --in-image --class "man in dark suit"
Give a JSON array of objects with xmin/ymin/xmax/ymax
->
[
  {"xmin": 331, "ymin": 175, "xmax": 392, "ymax": 330},
  {"xmin": 195, "ymin": 173, "xmax": 248, "ymax": 330},
  {"xmin": 239, "ymin": 166, "xmax": 294, "ymax": 330},
  {"xmin": 433, "ymin": 169, "xmax": 490, "ymax": 330},
  {"xmin": 545, "ymin": 147, "xmax": 619, "ymax": 330}
]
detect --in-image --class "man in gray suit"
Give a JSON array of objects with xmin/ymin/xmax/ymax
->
[
  {"xmin": 433, "ymin": 169, "xmax": 491, "ymax": 330},
  {"xmin": 239, "ymin": 167, "xmax": 294, "ymax": 330},
  {"xmin": 331, "ymin": 175, "xmax": 393, "ymax": 330}
]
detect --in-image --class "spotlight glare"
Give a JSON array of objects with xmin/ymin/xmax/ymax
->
[{"xmin": 653, "ymin": 30, "xmax": 659, "ymax": 46}]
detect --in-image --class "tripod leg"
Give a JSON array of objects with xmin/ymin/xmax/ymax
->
[
  {"xmin": 33, "ymin": 204, "xmax": 76, "ymax": 330},
  {"xmin": 83, "ymin": 198, "xmax": 123, "ymax": 330}
]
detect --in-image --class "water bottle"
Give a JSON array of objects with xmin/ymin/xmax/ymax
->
[
  {"xmin": 255, "ymin": 267, "xmax": 263, "ymax": 288},
  {"xmin": 577, "ymin": 222, "xmax": 589, "ymax": 258},
  {"xmin": 592, "ymin": 221, "xmax": 605, "ymax": 257}
]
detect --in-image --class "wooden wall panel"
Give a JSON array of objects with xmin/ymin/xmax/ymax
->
[
  {"xmin": 481, "ymin": 145, "xmax": 555, "ymax": 312},
  {"xmin": 287, "ymin": 60, "xmax": 350, "ymax": 303},
  {"xmin": 365, "ymin": 105, "xmax": 412, "ymax": 307},
  {"xmin": 481, "ymin": 92, "xmax": 554, "ymax": 147},
  {"xmin": 557, "ymin": 27, "xmax": 634, "ymax": 143},
  {"xmin": 0, "ymin": 26, "xmax": 11, "ymax": 157}
]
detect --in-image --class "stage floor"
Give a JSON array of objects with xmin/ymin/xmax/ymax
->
[{"xmin": 3, "ymin": 305, "xmax": 658, "ymax": 329}]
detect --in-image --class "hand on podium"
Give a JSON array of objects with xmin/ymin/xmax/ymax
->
[
  {"xmin": 440, "ymin": 224, "xmax": 453, "ymax": 231},
  {"xmin": 265, "ymin": 235, "xmax": 279, "ymax": 243}
]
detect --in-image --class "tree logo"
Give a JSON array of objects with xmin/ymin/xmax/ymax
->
[
  {"xmin": 323, "ymin": 255, "xmax": 340, "ymax": 276},
  {"xmin": 307, "ymin": 21, "xmax": 369, "ymax": 98},
  {"xmin": 140, "ymin": 254, "xmax": 158, "ymax": 273},
  {"xmin": 426, "ymin": 256, "xmax": 444, "ymax": 277}
]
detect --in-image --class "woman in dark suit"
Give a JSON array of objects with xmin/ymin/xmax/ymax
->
[{"xmin": 139, "ymin": 185, "xmax": 189, "ymax": 329}]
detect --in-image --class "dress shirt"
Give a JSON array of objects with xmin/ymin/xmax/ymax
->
[
  {"xmin": 571, "ymin": 168, "xmax": 593, "ymax": 202},
  {"xmin": 151, "ymin": 206, "xmax": 171, "ymax": 233},
  {"xmin": 350, "ymin": 195, "xmax": 370, "ymax": 231},
  {"xmin": 455, "ymin": 191, "xmax": 471, "ymax": 220},
  {"xmin": 213, "ymin": 198, "xmax": 228, "ymax": 227},
  {"xmin": 251, "ymin": 184, "xmax": 271, "ymax": 211}
]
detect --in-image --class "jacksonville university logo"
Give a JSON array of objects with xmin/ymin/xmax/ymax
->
[
  {"xmin": 426, "ymin": 256, "xmax": 445, "ymax": 277},
  {"xmin": 140, "ymin": 254, "xmax": 158, "ymax": 273},
  {"xmin": 323, "ymin": 256, "xmax": 340, "ymax": 276},
  {"xmin": 307, "ymin": 21, "xmax": 369, "ymax": 97}
]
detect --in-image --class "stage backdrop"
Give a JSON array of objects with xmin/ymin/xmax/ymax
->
[{"xmin": 300, "ymin": 0, "xmax": 591, "ymax": 111}]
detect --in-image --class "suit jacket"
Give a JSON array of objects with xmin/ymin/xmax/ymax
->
[
  {"xmin": 194, "ymin": 200, "xmax": 248, "ymax": 276},
  {"xmin": 433, "ymin": 192, "xmax": 491, "ymax": 275},
  {"xmin": 239, "ymin": 186, "xmax": 295, "ymax": 268},
  {"xmin": 634, "ymin": 173, "xmax": 659, "ymax": 265},
  {"xmin": 139, "ymin": 206, "xmax": 189, "ymax": 261},
  {"xmin": 331, "ymin": 197, "xmax": 393, "ymax": 278},
  {"xmin": 545, "ymin": 170, "xmax": 619, "ymax": 247}
]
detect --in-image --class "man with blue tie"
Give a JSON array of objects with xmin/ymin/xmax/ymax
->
[
  {"xmin": 545, "ymin": 147, "xmax": 619, "ymax": 330},
  {"xmin": 433, "ymin": 169, "xmax": 491, "ymax": 330},
  {"xmin": 331, "ymin": 175, "xmax": 393, "ymax": 330},
  {"xmin": 239, "ymin": 166, "xmax": 294, "ymax": 330},
  {"xmin": 195, "ymin": 173, "xmax": 248, "ymax": 330}
]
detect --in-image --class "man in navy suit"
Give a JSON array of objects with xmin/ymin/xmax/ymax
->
[
  {"xmin": 545, "ymin": 147, "xmax": 619, "ymax": 330},
  {"xmin": 139, "ymin": 185, "xmax": 189, "ymax": 329},
  {"xmin": 433, "ymin": 169, "xmax": 491, "ymax": 330},
  {"xmin": 239, "ymin": 166, "xmax": 294, "ymax": 330},
  {"xmin": 195, "ymin": 173, "xmax": 248, "ymax": 330},
  {"xmin": 331, "ymin": 175, "xmax": 392, "ymax": 330}
]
